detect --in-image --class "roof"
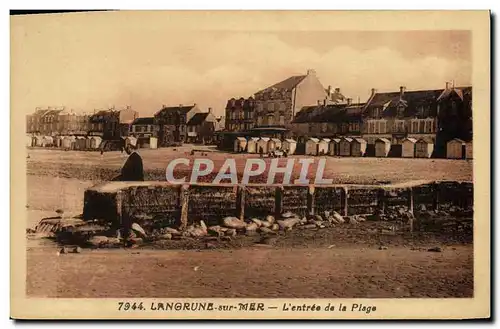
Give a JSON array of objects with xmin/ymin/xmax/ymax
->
[
  {"xmin": 307, "ymin": 138, "xmax": 320, "ymax": 143},
  {"xmin": 320, "ymin": 138, "xmax": 331, "ymax": 142},
  {"xmin": 270, "ymin": 138, "xmax": 281, "ymax": 142},
  {"xmin": 403, "ymin": 137, "xmax": 418, "ymax": 143},
  {"xmin": 416, "ymin": 137, "xmax": 434, "ymax": 144},
  {"xmin": 437, "ymin": 86, "xmax": 472, "ymax": 102},
  {"xmin": 187, "ymin": 113, "xmax": 209, "ymax": 126},
  {"xmin": 155, "ymin": 105, "xmax": 197, "ymax": 117},
  {"xmin": 448, "ymin": 138, "xmax": 465, "ymax": 144},
  {"xmin": 284, "ymin": 139, "xmax": 296, "ymax": 143},
  {"xmin": 332, "ymin": 138, "xmax": 341, "ymax": 143},
  {"xmin": 255, "ymin": 75, "xmax": 307, "ymax": 95},
  {"xmin": 376, "ymin": 138, "xmax": 391, "ymax": 144},
  {"xmin": 132, "ymin": 117, "xmax": 155, "ymax": 125},
  {"xmin": 259, "ymin": 137, "xmax": 270, "ymax": 142},
  {"xmin": 342, "ymin": 137, "xmax": 354, "ymax": 143},
  {"xmin": 236, "ymin": 137, "xmax": 247, "ymax": 141},
  {"xmin": 353, "ymin": 138, "xmax": 367, "ymax": 144},
  {"xmin": 365, "ymin": 89, "xmax": 444, "ymax": 117}
]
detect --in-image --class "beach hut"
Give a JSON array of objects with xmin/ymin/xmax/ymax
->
[
  {"xmin": 247, "ymin": 137, "xmax": 259, "ymax": 154},
  {"xmin": 234, "ymin": 137, "xmax": 247, "ymax": 152},
  {"xmin": 282, "ymin": 139, "xmax": 297, "ymax": 155},
  {"xmin": 41, "ymin": 136, "xmax": 54, "ymax": 147},
  {"xmin": 54, "ymin": 136, "xmax": 63, "ymax": 148},
  {"xmin": 149, "ymin": 137, "xmax": 158, "ymax": 149},
  {"xmin": 339, "ymin": 137, "xmax": 353, "ymax": 156},
  {"xmin": 415, "ymin": 139, "xmax": 434, "ymax": 158},
  {"xmin": 305, "ymin": 137, "xmax": 320, "ymax": 155},
  {"xmin": 351, "ymin": 138, "xmax": 367, "ymax": 157},
  {"xmin": 401, "ymin": 138, "xmax": 417, "ymax": 158},
  {"xmin": 328, "ymin": 138, "xmax": 341, "ymax": 156},
  {"xmin": 26, "ymin": 135, "xmax": 33, "ymax": 147},
  {"xmin": 268, "ymin": 138, "xmax": 282, "ymax": 152},
  {"xmin": 257, "ymin": 137, "xmax": 270, "ymax": 154},
  {"xmin": 318, "ymin": 138, "xmax": 330, "ymax": 155},
  {"xmin": 374, "ymin": 138, "xmax": 391, "ymax": 157},
  {"xmin": 61, "ymin": 136, "xmax": 75, "ymax": 149},
  {"xmin": 89, "ymin": 136, "xmax": 103, "ymax": 149},
  {"xmin": 465, "ymin": 141, "xmax": 473, "ymax": 159},
  {"xmin": 74, "ymin": 136, "xmax": 87, "ymax": 150},
  {"xmin": 446, "ymin": 138, "xmax": 465, "ymax": 159}
]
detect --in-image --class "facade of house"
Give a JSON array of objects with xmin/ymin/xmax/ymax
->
[
  {"xmin": 253, "ymin": 69, "xmax": 328, "ymax": 129},
  {"xmin": 129, "ymin": 117, "xmax": 157, "ymax": 147},
  {"xmin": 361, "ymin": 83, "xmax": 472, "ymax": 157},
  {"xmin": 154, "ymin": 104, "xmax": 201, "ymax": 145},
  {"xmin": 88, "ymin": 110, "xmax": 121, "ymax": 139},
  {"xmin": 186, "ymin": 110, "xmax": 217, "ymax": 144},
  {"xmin": 225, "ymin": 98, "xmax": 256, "ymax": 132}
]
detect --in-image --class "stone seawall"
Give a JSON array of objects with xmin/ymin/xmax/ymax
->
[{"xmin": 82, "ymin": 180, "xmax": 474, "ymax": 229}]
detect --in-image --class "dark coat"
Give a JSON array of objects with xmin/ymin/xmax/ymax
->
[{"xmin": 117, "ymin": 152, "xmax": 144, "ymax": 181}]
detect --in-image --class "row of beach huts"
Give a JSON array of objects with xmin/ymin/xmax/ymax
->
[
  {"xmin": 234, "ymin": 136, "xmax": 473, "ymax": 159},
  {"xmin": 26, "ymin": 135, "xmax": 151, "ymax": 151}
]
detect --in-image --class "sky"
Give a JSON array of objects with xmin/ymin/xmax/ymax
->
[{"xmin": 11, "ymin": 12, "xmax": 471, "ymax": 117}]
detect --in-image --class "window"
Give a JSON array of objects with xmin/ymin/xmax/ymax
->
[
  {"xmin": 419, "ymin": 121, "xmax": 424, "ymax": 133},
  {"xmin": 321, "ymin": 123, "xmax": 327, "ymax": 133},
  {"xmin": 257, "ymin": 116, "xmax": 263, "ymax": 126},
  {"xmin": 268, "ymin": 115, "xmax": 274, "ymax": 125},
  {"xmin": 268, "ymin": 103, "xmax": 274, "ymax": 112},
  {"xmin": 279, "ymin": 115, "xmax": 285, "ymax": 125}
]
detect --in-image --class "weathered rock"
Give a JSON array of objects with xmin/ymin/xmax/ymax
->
[
  {"xmin": 245, "ymin": 230, "xmax": 258, "ymax": 236},
  {"xmin": 130, "ymin": 237, "xmax": 143, "ymax": 245},
  {"xmin": 205, "ymin": 242, "xmax": 217, "ymax": 249},
  {"xmin": 281, "ymin": 212, "xmax": 295, "ymax": 219},
  {"xmin": 208, "ymin": 225, "xmax": 223, "ymax": 236},
  {"xmin": 221, "ymin": 236, "xmax": 232, "ymax": 241},
  {"xmin": 73, "ymin": 246, "xmax": 82, "ymax": 253},
  {"xmin": 189, "ymin": 228, "xmax": 207, "ymax": 237},
  {"xmin": 348, "ymin": 217, "xmax": 359, "ymax": 225},
  {"xmin": 88, "ymin": 236, "xmax": 121, "ymax": 247},
  {"xmin": 59, "ymin": 247, "xmax": 67, "ymax": 254},
  {"xmin": 300, "ymin": 217, "xmax": 308, "ymax": 225},
  {"xmin": 250, "ymin": 218, "xmax": 263, "ymax": 227},
  {"xmin": 225, "ymin": 228, "xmax": 237, "ymax": 237},
  {"xmin": 379, "ymin": 245, "xmax": 388, "ymax": 250},
  {"xmin": 199, "ymin": 220, "xmax": 208, "ymax": 232},
  {"xmin": 332, "ymin": 211, "xmax": 345, "ymax": 224},
  {"xmin": 259, "ymin": 236, "xmax": 278, "ymax": 245},
  {"xmin": 314, "ymin": 215, "xmax": 323, "ymax": 222},
  {"xmin": 246, "ymin": 223, "xmax": 259, "ymax": 232},
  {"xmin": 327, "ymin": 216, "xmax": 339, "ymax": 224},
  {"xmin": 428, "ymin": 246, "xmax": 442, "ymax": 252},
  {"xmin": 260, "ymin": 220, "xmax": 272, "ymax": 228},
  {"xmin": 277, "ymin": 217, "xmax": 300, "ymax": 230},
  {"xmin": 271, "ymin": 223, "xmax": 280, "ymax": 231},
  {"xmin": 131, "ymin": 223, "xmax": 147, "ymax": 238},
  {"xmin": 259, "ymin": 227, "xmax": 277, "ymax": 235},
  {"xmin": 314, "ymin": 220, "xmax": 325, "ymax": 227},
  {"xmin": 265, "ymin": 215, "xmax": 275, "ymax": 224},
  {"xmin": 223, "ymin": 217, "xmax": 247, "ymax": 230},
  {"xmin": 165, "ymin": 227, "xmax": 180, "ymax": 235},
  {"xmin": 302, "ymin": 224, "xmax": 318, "ymax": 230},
  {"xmin": 159, "ymin": 233, "xmax": 172, "ymax": 240}
]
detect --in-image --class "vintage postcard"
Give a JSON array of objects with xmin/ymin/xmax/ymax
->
[{"xmin": 11, "ymin": 10, "xmax": 490, "ymax": 319}]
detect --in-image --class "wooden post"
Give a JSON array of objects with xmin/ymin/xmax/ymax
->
[
  {"xmin": 377, "ymin": 188, "xmax": 386, "ymax": 214},
  {"xmin": 237, "ymin": 185, "xmax": 246, "ymax": 221},
  {"xmin": 115, "ymin": 190, "xmax": 123, "ymax": 239},
  {"xmin": 275, "ymin": 186, "xmax": 284, "ymax": 218},
  {"xmin": 179, "ymin": 184, "xmax": 189, "ymax": 230},
  {"xmin": 408, "ymin": 187, "xmax": 414, "ymax": 233},
  {"xmin": 341, "ymin": 187, "xmax": 349, "ymax": 217},
  {"xmin": 307, "ymin": 185, "xmax": 315, "ymax": 216},
  {"xmin": 432, "ymin": 183, "xmax": 440, "ymax": 211}
]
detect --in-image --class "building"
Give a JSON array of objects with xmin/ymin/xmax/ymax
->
[
  {"xmin": 130, "ymin": 117, "xmax": 157, "ymax": 147},
  {"xmin": 465, "ymin": 141, "xmax": 473, "ymax": 159},
  {"xmin": 154, "ymin": 104, "xmax": 201, "ymax": 145},
  {"xmin": 225, "ymin": 98, "xmax": 256, "ymax": 132},
  {"xmin": 234, "ymin": 137, "xmax": 247, "ymax": 152},
  {"xmin": 362, "ymin": 83, "xmax": 472, "ymax": 157},
  {"xmin": 186, "ymin": 109, "xmax": 217, "ymax": 144},
  {"xmin": 253, "ymin": 69, "xmax": 328, "ymax": 129},
  {"xmin": 374, "ymin": 138, "xmax": 391, "ymax": 157},
  {"xmin": 118, "ymin": 106, "xmax": 139, "ymax": 137},
  {"xmin": 282, "ymin": 139, "xmax": 297, "ymax": 155},
  {"xmin": 88, "ymin": 110, "xmax": 120, "ymax": 140},
  {"xmin": 305, "ymin": 137, "xmax": 320, "ymax": 155},
  {"xmin": 415, "ymin": 138, "xmax": 434, "ymax": 158}
]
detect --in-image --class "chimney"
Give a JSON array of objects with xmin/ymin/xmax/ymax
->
[
  {"xmin": 399, "ymin": 86, "xmax": 406, "ymax": 98},
  {"xmin": 323, "ymin": 99, "xmax": 327, "ymax": 106},
  {"xmin": 307, "ymin": 69, "xmax": 316, "ymax": 76},
  {"xmin": 317, "ymin": 100, "xmax": 322, "ymax": 105},
  {"xmin": 347, "ymin": 98, "xmax": 352, "ymax": 105},
  {"xmin": 445, "ymin": 81, "xmax": 451, "ymax": 90},
  {"xmin": 327, "ymin": 85, "xmax": 332, "ymax": 96},
  {"xmin": 208, "ymin": 107, "xmax": 212, "ymax": 113},
  {"xmin": 371, "ymin": 88, "xmax": 377, "ymax": 96},
  {"xmin": 335, "ymin": 88, "xmax": 340, "ymax": 93}
]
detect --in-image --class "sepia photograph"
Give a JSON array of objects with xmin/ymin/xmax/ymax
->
[{"xmin": 10, "ymin": 10, "xmax": 490, "ymax": 320}]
